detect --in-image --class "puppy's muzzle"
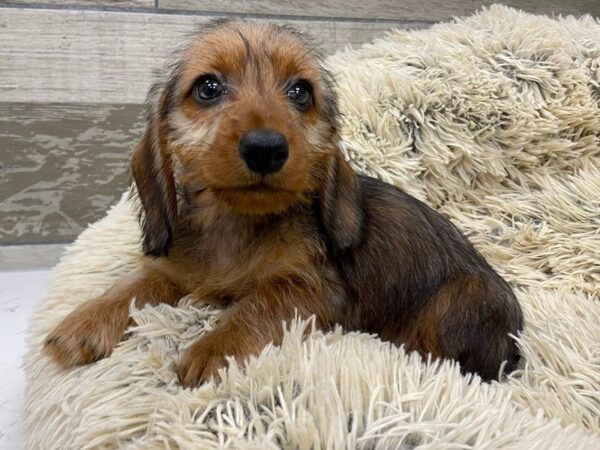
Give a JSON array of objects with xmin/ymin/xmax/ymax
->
[{"xmin": 239, "ymin": 129, "xmax": 288, "ymax": 175}]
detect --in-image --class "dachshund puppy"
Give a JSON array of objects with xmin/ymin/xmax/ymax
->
[{"xmin": 45, "ymin": 20, "xmax": 523, "ymax": 387}]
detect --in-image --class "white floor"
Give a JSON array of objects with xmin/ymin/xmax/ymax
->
[{"xmin": 0, "ymin": 270, "xmax": 52, "ymax": 450}]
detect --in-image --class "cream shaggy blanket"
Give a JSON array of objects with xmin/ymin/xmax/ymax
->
[{"xmin": 25, "ymin": 6, "xmax": 600, "ymax": 449}]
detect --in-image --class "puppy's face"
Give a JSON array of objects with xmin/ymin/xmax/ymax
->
[
  {"xmin": 162, "ymin": 22, "xmax": 339, "ymax": 215},
  {"xmin": 133, "ymin": 21, "xmax": 360, "ymax": 257}
]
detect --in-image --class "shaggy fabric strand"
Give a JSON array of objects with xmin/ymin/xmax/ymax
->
[{"xmin": 25, "ymin": 6, "xmax": 600, "ymax": 449}]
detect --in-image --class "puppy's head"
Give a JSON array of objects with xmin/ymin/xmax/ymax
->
[{"xmin": 133, "ymin": 20, "xmax": 361, "ymax": 256}]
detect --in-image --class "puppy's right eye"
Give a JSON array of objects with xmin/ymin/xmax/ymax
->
[{"xmin": 193, "ymin": 75, "xmax": 224, "ymax": 104}]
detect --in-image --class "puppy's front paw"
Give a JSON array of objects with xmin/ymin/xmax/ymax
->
[
  {"xmin": 177, "ymin": 333, "xmax": 240, "ymax": 388},
  {"xmin": 44, "ymin": 299, "xmax": 129, "ymax": 368}
]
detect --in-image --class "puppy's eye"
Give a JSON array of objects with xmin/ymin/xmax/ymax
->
[
  {"xmin": 287, "ymin": 81, "xmax": 313, "ymax": 111},
  {"xmin": 193, "ymin": 75, "xmax": 224, "ymax": 104}
]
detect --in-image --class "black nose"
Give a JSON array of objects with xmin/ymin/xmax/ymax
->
[{"xmin": 239, "ymin": 129, "xmax": 289, "ymax": 175}]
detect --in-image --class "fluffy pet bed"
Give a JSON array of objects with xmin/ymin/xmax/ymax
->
[{"xmin": 25, "ymin": 6, "xmax": 600, "ymax": 449}]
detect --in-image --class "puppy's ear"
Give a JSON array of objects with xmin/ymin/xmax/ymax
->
[
  {"xmin": 318, "ymin": 151, "xmax": 363, "ymax": 251},
  {"xmin": 131, "ymin": 120, "xmax": 178, "ymax": 257}
]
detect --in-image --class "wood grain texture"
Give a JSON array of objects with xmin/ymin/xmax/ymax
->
[
  {"xmin": 0, "ymin": 102, "xmax": 143, "ymax": 245},
  {"xmin": 0, "ymin": 7, "xmax": 427, "ymax": 104},
  {"xmin": 159, "ymin": 0, "xmax": 600, "ymax": 21},
  {"xmin": 0, "ymin": 0, "xmax": 153, "ymax": 8},
  {"xmin": 0, "ymin": 244, "xmax": 66, "ymax": 270}
]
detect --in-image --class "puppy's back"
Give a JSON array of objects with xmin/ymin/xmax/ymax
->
[{"xmin": 333, "ymin": 175, "xmax": 523, "ymax": 380}]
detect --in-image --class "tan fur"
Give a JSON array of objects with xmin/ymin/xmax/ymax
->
[
  {"xmin": 45, "ymin": 22, "xmax": 346, "ymax": 386},
  {"xmin": 45, "ymin": 20, "xmax": 522, "ymax": 387},
  {"xmin": 45, "ymin": 269, "xmax": 183, "ymax": 367},
  {"xmin": 27, "ymin": 8, "xmax": 600, "ymax": 447}
]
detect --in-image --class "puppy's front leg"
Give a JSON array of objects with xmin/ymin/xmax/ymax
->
[
  {"xmin": 45, "ymin": 267, "xmax": 184, "ymax": 368},
  {"xmin": 177, "ymin": 282, "xmax": 327, "ymax": 388}
]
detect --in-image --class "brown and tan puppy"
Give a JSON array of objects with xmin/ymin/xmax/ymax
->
[{"xmin": 45, "ymin": 20, "xmax": 523, "ymax": 387}]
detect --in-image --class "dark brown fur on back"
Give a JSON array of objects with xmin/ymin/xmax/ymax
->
[{"xmin": 44, "ymin": 20, "xmax": 523, "ymax": 386}]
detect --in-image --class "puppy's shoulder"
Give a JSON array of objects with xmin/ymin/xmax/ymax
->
[
  {"xmin": 356, "ymin": 174, "xmax": 431, "ymax": 224},
  {"xmin": 353, "ymin": 174, "xmax": 474, "ymax": 259}
]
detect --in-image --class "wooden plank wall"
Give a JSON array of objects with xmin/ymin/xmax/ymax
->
[{"xmin": 1, "ymin": 1, "xmax": 599, "ymax": 248}]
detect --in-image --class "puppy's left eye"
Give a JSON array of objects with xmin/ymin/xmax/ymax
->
[
  {"xmin": 287, "ymin": 81, "xmax": 313, "ymax": 111},
  {"xmin": 193, "ymin": 75, "xmax": 224, "ymax": 104}
]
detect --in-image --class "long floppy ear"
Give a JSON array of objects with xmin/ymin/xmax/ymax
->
[
  {"xmin": 131, "ymin": 123, "xmax": 178, "ymax": 257},
  {"xmin": 318, "ymin": 150, "xmax": 363, "ymax": 251}
]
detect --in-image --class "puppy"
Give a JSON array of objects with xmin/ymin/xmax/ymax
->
[{"xmin": 45, "ymin": 20, "xmax": 523, "ymax": 387}]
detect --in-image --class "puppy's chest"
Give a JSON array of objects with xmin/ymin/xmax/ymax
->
[{"xmin": 168, "ymin": 213, "xmax": 323, "ymax": 294}]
